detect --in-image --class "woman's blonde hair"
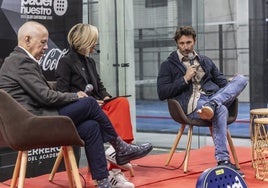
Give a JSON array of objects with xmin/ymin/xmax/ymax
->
[{"xmin": 67, "ymin": 23, "xmax": 98, "ymax": 55}]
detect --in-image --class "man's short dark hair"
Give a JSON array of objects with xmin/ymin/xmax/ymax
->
[{"xmin": 173, "ymin": 26, "xmax": 196, "ymax": 42}]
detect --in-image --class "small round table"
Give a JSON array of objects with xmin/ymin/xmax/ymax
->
[
  {"xmin": 250, "ymin": 108, "xmax": 268, "ymax": 167},
  {"xmin": 253, "ymin": 117, "xmax": 268, "ymax": 181}
]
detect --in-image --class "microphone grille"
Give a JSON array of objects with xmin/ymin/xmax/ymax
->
[
  {"xmin": 85, "ymin": 84, "xmax": 94, "ymax": 92},
  {"xmin": 188, "ymin": 52, "xmax": 194, "ymax": 60}
]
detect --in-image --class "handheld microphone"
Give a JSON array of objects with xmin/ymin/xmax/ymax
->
[
  {"xmin": 84, "ymin": 84, "xmax": 94, "ymax": 95},
  {"xmin": 188, "ymin": 52, "xmax": 194, "ymax": 65}
]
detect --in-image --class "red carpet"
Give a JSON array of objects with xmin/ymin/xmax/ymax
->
[{"xmin": 1, "ymin": 146, "xmax": 267, "ymax": 188}]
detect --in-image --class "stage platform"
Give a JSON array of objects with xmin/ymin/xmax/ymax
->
[{"xmin": 1, "ymin": 146, "xmax": 267, "ymax": 188}]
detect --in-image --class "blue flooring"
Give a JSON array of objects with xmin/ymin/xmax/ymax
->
[{"xmin": 136, "ymin": 100, "xmax": 250, "ymax": 138}]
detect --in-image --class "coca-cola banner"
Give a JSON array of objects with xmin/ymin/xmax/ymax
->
[{"xmin": 0, "ymin": 0, "xmax": 82, "ymax": 80}]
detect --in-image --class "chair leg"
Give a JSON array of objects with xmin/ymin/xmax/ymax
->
[
  {"xmin": 10, "ymin": 151, "xmax": 22, "ymax": 188},
  {"xmin": 18, "ymin": 151, "xmax": 28, "ymax": 188},
  {"xmin": 112, "ymin": 161, "xmax": 135, "ymax": 177},
  {"xmin": 227, "ymin": 130, "xmax": 240, "ymax": 169},
  {"xmin": 129, "ymin": 166, "xmax": 135, "ymax": 177},
  {"xmin": 165, "ymin": 124, "xmax": 186, "ymax": 166},
  {"xmin": 62, "ymin": 146, "xmax": 75, "ymax": 188},
  {"xmin": 183, "ymin": 125, "xmax": 193, "ymax": 173},
  {"xmin": 64, "ymin": 146, "xmax": 82, "ymax": 188},
  {"xmin": 49, "ymin": 147, "xmax": 64, "ymax": 181},
  {"xmin": 117, "ymin": 163, "xmax": 135, "ymax": 177}
]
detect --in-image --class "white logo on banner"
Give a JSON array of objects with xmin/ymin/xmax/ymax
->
[
  {"xmin": 53, "ymin": 0, "xmax": 68, "ymax": 16},
  {"xmin": 20, "ymin": 0, "xmax": 68, "ymax": 20},
  {"xmin": 39, "ymin": 48, "xmax": 69, "ymax": 71}
]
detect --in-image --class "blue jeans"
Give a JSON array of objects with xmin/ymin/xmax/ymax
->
[
  {"xmin": 58, "ymin": 97, "xmax": 118, "ymax": 180},
  {"xmin": 188, "ymin": 74, "xmax": 247, "ymax": 162}
]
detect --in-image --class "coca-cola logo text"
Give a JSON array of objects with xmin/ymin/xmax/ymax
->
[{"xmin": 38, "ymin": 48, "xmax": 68, "ymax": 71}]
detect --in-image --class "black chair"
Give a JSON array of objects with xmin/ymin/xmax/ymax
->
[
  {"xmin": 165, "ymin": 98, "xmax": 240, "ymax": 173},
  {"xmin": 0, "ymin": 89, "xmax": 84, "ymax": 188}
]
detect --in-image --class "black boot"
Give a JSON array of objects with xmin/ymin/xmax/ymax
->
[
  {"xmin": 110, "ymin": 137, "xmax": 153, "ymax": 165},
  {"xmin": 217, "ymin": 160, "xmax": 245, "ymax": 178}
]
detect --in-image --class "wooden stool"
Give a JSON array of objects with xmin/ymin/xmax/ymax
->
[
  {"xmin": 250, "ymin": 109, "xmax": 268, "ymax": 167},
  {"xmin": 253, "ymin": 117, "xmax": 268, "ymax": 181}
]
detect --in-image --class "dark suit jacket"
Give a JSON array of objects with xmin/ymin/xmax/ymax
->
[
  {"xmin": 55, "ymin": 50, "xmax": 111, "ymax": 100},
  {"xmin": 0, "ymin": 46, "xmax": 78, "ymax": 116}
]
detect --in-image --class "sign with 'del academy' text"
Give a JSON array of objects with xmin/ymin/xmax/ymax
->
[{"xmin": 28, "ymin": 147, "xmax": 61, "ymax": 162}]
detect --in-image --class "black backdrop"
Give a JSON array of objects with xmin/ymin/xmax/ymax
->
[
  {"xmin": 249, "ymin": 0, "xmax": 268, "ymax": 109},
  {"xmin": 0, "ymin": 0, "xmax": 82, "ymax": 80}
]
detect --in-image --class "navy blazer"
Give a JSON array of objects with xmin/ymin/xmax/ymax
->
[
  {"xmin": 55, "ymin": 50, "xmax": 111, "ymax": 100},
  {"xmin": 0, "ymin": 46, "xmax": 78, "ymax": 116},
  {"xmin": 157, "ymin": 50, "xmax": 227, "ymax": 113}
]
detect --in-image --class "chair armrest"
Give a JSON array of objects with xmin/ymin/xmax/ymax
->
[
  {"xmin": 167, "ymin": 99, "xmax": 188, "ymax": 124},
  {"xmin": 0, "ymin": 89, "xmax": 84, "ymax": 151},
  {"xmin": 167, "ymin": 98, "xmax": 237, "ymax": 126},
  {"xmin": 7, "ymin": 115, "xmax": 84, "ymax": 151},
  {"xmin": 227, "ymin": 98, "xmax": 238, "ymax": 124}
]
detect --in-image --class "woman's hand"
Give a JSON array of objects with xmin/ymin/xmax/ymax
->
[
  {"xmin": 103, "ymin": 96, "xmax": 111, "ymax": 101},
  {"xmin": 96, "ymin": 100, "xmax": 104, "ymax": 106}
]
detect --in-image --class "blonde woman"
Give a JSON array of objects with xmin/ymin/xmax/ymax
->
[{"xmin": 55, "ymin": 23, "xmax": 140, "ymax": 188}]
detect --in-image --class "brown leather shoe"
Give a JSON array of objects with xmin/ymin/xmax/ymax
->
[{"xmin": 197, "ymin": 101, "xmax": 217, "ymax": 120}]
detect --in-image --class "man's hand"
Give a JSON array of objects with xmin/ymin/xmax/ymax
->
[
  {"xmin": 184, "ymin": 65, "xmax": 196, "ymax": 82},
  {"xmin": 76, "ymin": 91, "xmax": 88, "ymax": 98}
]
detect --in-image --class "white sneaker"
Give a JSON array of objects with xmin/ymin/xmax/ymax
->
[
  {"xmin": 106, "ymin": 146, "xmax": 117, "ymax": 163},
  {"xmin": 108, "ymin": 169, "xmax": 135, "ymax": 188},
  {"xmin": 105, "ymin": 146, "xmax": 133, "ymax": 171}
]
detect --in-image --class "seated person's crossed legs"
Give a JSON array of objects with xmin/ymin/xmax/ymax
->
[{"xmin": 58, "ymin": 97, "xmax": 153, "ymax": 188}]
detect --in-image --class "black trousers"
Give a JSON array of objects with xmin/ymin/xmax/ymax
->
[{"xmin": 58, "ymin": 97, "xmax": 118, "ymax": 180}]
